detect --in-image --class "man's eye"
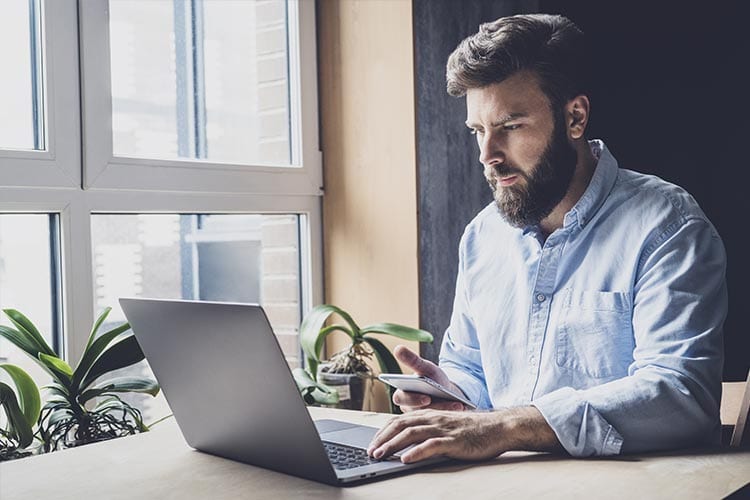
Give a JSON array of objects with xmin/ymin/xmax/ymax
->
[
  {"xmin": 469, "ymin": 129, "xmax": 483, "ymax": 136},
  {"xmin": 503, "ymin": 124, "xmax": 521, "ymax": 131}
]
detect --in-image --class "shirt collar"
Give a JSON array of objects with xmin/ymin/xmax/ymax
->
[{"xmin": 562, "ymin": 139, "xmax": 619, "ymax": 230}]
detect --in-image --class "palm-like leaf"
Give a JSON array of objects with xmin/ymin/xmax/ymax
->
[
  {"xmin": 0, "ymin": 364, "xmax": 41, "ymax": 429},
  {"xmin": 360, "ymin": 323, "xmax": 433, "ymax": 343},
  {"xmin": 79, "ymin": 376, "xmax": 159, "ymax": 404},
  {"xmin": 80, "ymin": 334, "xmax": 146, "ymax": 390},
  {"xmin": 299, "ymin": 305, "xmax": 360, "ymax": 378},
  {"xmin": 292, "ymin": 368, "xmax": 340, "ymax": 405},
  {"xmin": 72, "ymin": 321, "xmax": 132, "ymax": 390},
  {"xmin": 2, "ymin": 309, "xmax": 55, "ymax": 357},
  {"xmin": 0, "ymin": 382, "xmax": 34, "ymax": 448},
  {"xmin": 296, "ymin": 304, "xmax": 434, "ymax": 412},
  {"xmin": 0, "ymin": 325, "xmax": 39, "ymax": 358},
  {"xmin": 1, "ymin": 308, "xmax": 159, "ymax": 453}
]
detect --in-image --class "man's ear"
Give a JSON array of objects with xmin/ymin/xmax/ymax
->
[{"xmin": 565, "ymin": 95, "xmax": 590, "ymax": 140}]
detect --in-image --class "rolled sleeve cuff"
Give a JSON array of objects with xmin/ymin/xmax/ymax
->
[
  {"xmin": 532, "ymin": 387, "xmax": 623, "ymax": 457},
  {"xmin": 441, "ymin": 365, "xmax": 492, "ymax": 409}
]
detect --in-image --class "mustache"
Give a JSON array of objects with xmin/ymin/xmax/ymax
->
[{"xmin": 484, "ymin": 163, "xmax": 527, "ymax": 181}]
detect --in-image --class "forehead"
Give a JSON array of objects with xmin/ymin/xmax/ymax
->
[{"xmin": 465, "ymin": 71, "xmax": 552, "ymax": 123}]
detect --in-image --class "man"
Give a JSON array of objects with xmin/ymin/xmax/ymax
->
[{"xmin": 367, "ymin": 14, "xmax": 726, "ymax": 463}]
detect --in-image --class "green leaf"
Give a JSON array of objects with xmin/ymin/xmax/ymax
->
[
  {"xmin": 363, "ymin": 336, "xmax": 403, "ymax": 414},
  {"xmin": 362, "ymin": 336, "xmax": 402, "ymax": 375},
  {"xmin": 0, "ymin": 325, "xmax": 40, "ymax": 358},
  {"xmin": 2, "ymin": 309, "xmax": 55, "ymax": 357},
  {"xmin": 38, "ymin": 353, "xmax": 73, "ymax": 380},
  {"xmin": 0, "ymin": 364, "xmax": 41, "ymax": 429},
  {"xmin": 360, "ymin": 323, "xmax": 434, "ymax": 343},
  {"xmin": 291, "ymin": 368, "xmax": 340, "ymax": 406},
  {"xmin": 79, "ymin": 376, "xmax": 159, "ymax": 404},
  {"xmin": 0, "ymin": 382, "xmax": 34, "ymax": 448},
  {"xmin": 72, "ymin": 321, "xmax": 131, "ymax": 391},
  {"xmin": 80, "ymin": 335, "xmax": 146, "ymax": 390},
  {"xmin": 84, "ymin": 307, "xmax": 112, "ymax": 352},
  {"xmin": 42, "ymin": 384, "xmax": 70, "ymax": 398},
  {"xmin": 299, "ymin": 305, "xmax": 359, "ymax": 378}
]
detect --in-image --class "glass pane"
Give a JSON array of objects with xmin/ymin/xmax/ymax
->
[
  {"xmin": 0, "ymin": 215, "xmax": 58, "ymax": 387},
  {"xmin": 109, "ymin": 0, "xmax": 293, "ymax": 165},
  {"xmin": 0, "ymin": 0, "xmax": 44, "ymax": 150},
  {"xmin": 91, "ymin": 213, "xmax": 302, "ymax": 424}
]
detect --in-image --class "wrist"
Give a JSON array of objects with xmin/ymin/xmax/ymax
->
[{"xmin": 497, "ymin": 406, "xmax": 562, "ymax": 453}]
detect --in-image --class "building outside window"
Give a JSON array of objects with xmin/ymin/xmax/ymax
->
[{"xmin": 0, "ymin": 0, "xmax": 322, "ymax": 425}]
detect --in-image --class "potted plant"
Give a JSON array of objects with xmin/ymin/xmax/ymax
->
[
  {"xmin": 0, "ymin": 307, "xmax": 163, "ymax": 453},
  {"xmin": 292, "ymin": 304, "xmax": 433, "ymax": 412},
  {"xmin": 0, "ymin": 363, "xmax": 40, "ymax": 461}
]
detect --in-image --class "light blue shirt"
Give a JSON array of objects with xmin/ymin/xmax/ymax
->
[{"xmin": 439, "ymin": 140, "xmax": 727, "ymax": 456}]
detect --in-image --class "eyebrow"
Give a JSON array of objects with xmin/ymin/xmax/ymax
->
[{"xmin": 465, "ymin": 112, "xmax": 528, "ymax": 128}]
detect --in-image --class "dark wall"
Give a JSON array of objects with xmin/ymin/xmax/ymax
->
[
  {"xmin": 414, "ymin": 0, "xmax": 750, "ymax": 380},
  {"xmin": 413, "ymin": 0, "xmax": 539, "ymax": 363}
]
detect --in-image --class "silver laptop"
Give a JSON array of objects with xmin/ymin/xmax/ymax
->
[{"xmin": 119, "ymin": 298, "xmax": 444, "ymax": 485}]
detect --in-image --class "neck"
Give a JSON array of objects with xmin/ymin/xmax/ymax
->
[{"xmin": 538, "ymin": 141, "xmax": 597, "ymax": 237}]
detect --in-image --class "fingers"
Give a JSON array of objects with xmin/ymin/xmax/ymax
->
[
  {"xmin": 393, "ymin": 389, "xmax": 431, "ymax": 409},
  {"xmin": 368, "ymin": 411, "xmax": 430, "ymax": 455},
  {"xmin": 394, "ymin": 345, "xmax": 442, "ymax": 379},
  {"xmin": 368, "ymin": 415, "xmax": 437, "ymax": 459},
  {"xmin": 400, "ymin": 437, "xmax": 452, "ymax": 463},
  {"xmin": 393, "ymin": 390, "xmax": 465, "ymax": 413}
]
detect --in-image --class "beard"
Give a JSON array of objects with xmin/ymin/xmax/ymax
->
[{"xmin": 484, "ymin": 117, "xmax": 578, "ymax": 228}]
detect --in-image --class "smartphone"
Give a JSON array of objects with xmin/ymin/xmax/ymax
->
[{"xmin": 377, "ymin": 373, "xmax": 477, "ymax": 409}]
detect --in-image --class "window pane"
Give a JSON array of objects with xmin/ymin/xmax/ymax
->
[
  {"xmin": 0, "ymin": 215, "xmax": 59, "ymax": 387},
  {"xmin": 91, "ymin": 213, "xmax": 302, "ymax": 424},
  {"xmin": 0, "ymin": 0, "xmax": 44, "ymax": 150},
  {"xmin": 109, "ymin": 0, "xmax": 293, "ymax": 165}
]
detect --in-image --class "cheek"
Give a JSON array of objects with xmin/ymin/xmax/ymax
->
[{"xmin": 509, "ymin": 133, "xmax": 549, "ymax": 167}]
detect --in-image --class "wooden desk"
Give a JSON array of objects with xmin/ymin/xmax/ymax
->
[{"xmin": 1, "ymin": 407, "xmax": 748, "ymax": 499}]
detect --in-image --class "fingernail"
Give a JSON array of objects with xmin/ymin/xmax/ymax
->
[
  {"xmin": 452, "ymin": 403, "xmax": 463, "ymax": 410},
  {"xmin": 420, "ymin": 396, "xmax": 430, "ymax": 405},
  {"xmin": 373, "ymin": 448, "xmax": 384, "ymax": 459}
]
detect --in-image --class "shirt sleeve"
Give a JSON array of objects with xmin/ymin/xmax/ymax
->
[
  {"xmin": 439, "ymin": 231, "xmax": 493, "ymax": 409},
  {"xmin": 532, "ymin": 218, "xmax": 726, "ymax": 456}
]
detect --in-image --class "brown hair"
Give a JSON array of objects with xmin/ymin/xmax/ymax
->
[{"xmin": 446, "ymin": 14, "xmax": 588, "ymax": 110}]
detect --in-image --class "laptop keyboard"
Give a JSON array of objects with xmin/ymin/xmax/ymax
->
[{"xmin": 323, "ymin": 441, "xmax": 381, "ymax": 470}]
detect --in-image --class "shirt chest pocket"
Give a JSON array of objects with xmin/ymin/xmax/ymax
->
[{"xmin": 556, "ymin": 289, "xmax": 633, "ymax": 379}]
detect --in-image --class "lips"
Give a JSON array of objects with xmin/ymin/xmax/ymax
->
[{"xmin": 498, "ymin": 175, "xmax": 518, "ymax": 187}]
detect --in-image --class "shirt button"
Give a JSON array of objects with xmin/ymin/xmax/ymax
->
[{"xmin": 536, "ymin": 293, "xmax": 546, "ymax": 303}]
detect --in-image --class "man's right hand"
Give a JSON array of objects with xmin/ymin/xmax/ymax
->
[{"xmin": 391, "ymin": 345, "xmax": 468, "ymax": 412}]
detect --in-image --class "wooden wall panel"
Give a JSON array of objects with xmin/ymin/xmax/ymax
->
[{"xmin": 317, "ymin": 0, "xmax": 420, "ymax": 408}]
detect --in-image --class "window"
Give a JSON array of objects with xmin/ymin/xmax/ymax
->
[
  {"xmin": 0, "ymin": 0, "xmax": 44, "ymax": 151},
  {"xmin": 110, "ymin": 0, "xmax": 293, "ymax": 165},
  {"xmin": 0, "ymin": 214, "xmax": 61, "ymax": 385},
  {"xmin": 0, "ymin": 0, "xmax": 322, "ymax": 425}
]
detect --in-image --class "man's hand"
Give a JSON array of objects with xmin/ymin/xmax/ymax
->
[
  {"xmin": 367, "ymin": 406, "xmax": 561, "ymax": 463},
  {"xmin": 391, "ymin": 345, "xmax": 469, "ymax": 412}
]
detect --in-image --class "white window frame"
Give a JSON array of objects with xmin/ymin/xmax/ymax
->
[{"xmin": 0, "ymin": 0, "xmax": 323, "ymax": 366}]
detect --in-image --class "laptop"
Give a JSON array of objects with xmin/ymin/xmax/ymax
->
[{"xmin": 119, "ymin": 298, "xmax": 445, "ymax": 485}]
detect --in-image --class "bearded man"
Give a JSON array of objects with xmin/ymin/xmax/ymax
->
[{"xmin": 368, "ymin": 14, "xmax": 727, "ymax": 462}]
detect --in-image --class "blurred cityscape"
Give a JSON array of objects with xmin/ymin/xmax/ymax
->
[{"xmin": 0, "ymin": 213, "xmax": 303, "ymax": 425}]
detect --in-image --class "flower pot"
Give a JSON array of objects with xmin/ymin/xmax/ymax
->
[{"xmin": 318, "ymin": 371, "xmax": 371, "ymax": 410}]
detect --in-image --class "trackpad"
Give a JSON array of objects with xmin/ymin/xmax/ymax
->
[
  {"xmin": 318, "ymin": 421, "xmax": 379, "ymax": 449},
  {"xmin": 318, "ymin": 420, "xmax": 411, "ymax": 457}
]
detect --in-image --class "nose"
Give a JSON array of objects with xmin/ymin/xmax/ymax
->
[{"xmin": 478, "ymin": 131, "xmax": 505, "ymax": 168}]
